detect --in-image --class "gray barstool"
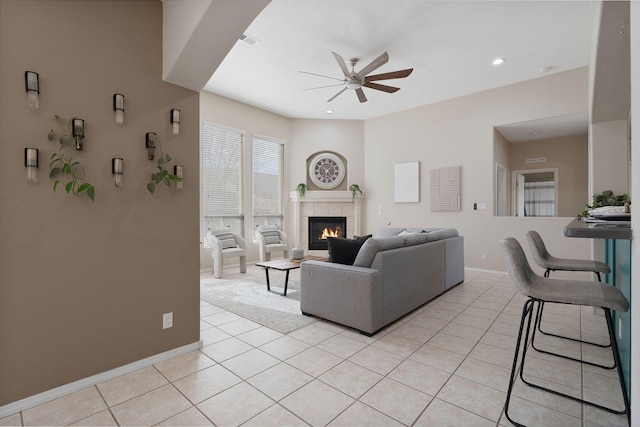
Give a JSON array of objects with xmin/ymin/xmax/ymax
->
[
  {"xmin": 526, "ymin": 230, "xmax": 612, "ymax": 359},
  {"xmin": 499, "ymin": 237, "xmax": 629, "ymax": 426}
]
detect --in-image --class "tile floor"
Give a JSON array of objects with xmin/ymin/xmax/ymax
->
[{"xmin": 0, "ymin": 269, "xmax": 629, "ymax": 426}]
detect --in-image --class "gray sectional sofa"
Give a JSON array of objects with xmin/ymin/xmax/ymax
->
[{"xmin": 300, "ymin": 227, "xmax": 464, "ymax": 335}]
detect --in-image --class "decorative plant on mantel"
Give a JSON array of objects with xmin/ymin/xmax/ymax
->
[
  {"xmin": 296, "ymin": 182, "xmax": 307, "ymax": 197},
  {"xmin": 349, "ymin": 183, "xmax": 363, "ymax": 200},
  {"xmin": 146, "ymin": 133, "xmax": 182, "ymax": 194},
  {"xmin": 47, "ymin": 115, "xmax": 95, "ymax": 201}
]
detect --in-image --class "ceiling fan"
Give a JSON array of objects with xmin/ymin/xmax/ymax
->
[{"xmin": 300, "ymin": 51, "xmax": 413, "ymax": 103}]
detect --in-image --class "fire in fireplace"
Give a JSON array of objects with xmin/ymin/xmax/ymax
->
[{"xmin": 308, "ymin": 216, "xmax": 347, "ymax": 250}]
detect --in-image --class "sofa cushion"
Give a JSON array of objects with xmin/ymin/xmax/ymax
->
[
  {"xmin": 425, "ymin": 228, "xmax": 459, "ymax": 242},
  {"xmin": 257, "ymin": 224, "xmax": 281, "ymax": 245},
  {"xmin": 327, "ymin": 235, "xmax": 371, "ymax": 265},
  {"xmin": 209, "ymin": 226, "xmax": 237, "ymax": 249},
  {"xmin": 402, "ymin": 233, "xmax": 429, "ymax": 246},
  {"xmin": 353, "ymin": 236, "xmax": 404, "ymax": 268}
]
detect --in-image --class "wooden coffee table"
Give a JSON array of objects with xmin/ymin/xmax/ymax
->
[{"xmin": 255, "ymin": 256, "xmax": 326, "ymax": 296}]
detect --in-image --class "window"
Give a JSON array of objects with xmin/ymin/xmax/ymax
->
[
  {"xmin": 202, "ymin": 122, "xmax": 244, "ymax": 244},
  {"xmin": 252, "ymin": 135, "xmax": 284, "ymax": 240}
]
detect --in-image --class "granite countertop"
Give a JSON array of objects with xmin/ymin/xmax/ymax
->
[{"xmin": 564, "ymin": 218, "xmax": 632, "ymax": 240}]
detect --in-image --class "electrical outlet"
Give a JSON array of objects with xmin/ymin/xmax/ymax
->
[
  {"xmin": 163, "ymin": 312, "xmax": 173, "ymax": 329},
  {"xmin": 481, "ymin": 253, "xmax": 487, "ymax": 260}
]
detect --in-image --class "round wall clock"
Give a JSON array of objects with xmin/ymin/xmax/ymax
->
[{"xmin": 309, "ymin": 152, "xmax": 345, "ymax": 189}]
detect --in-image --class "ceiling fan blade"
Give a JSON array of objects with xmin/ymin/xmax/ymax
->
[
  {"xmin": 356, "ymin": 88, "xmax": 368, "ymax": 103},
  {"xmin": 357, "ymin": 51, "xmax": 389, "ymax": 80},
  {"xmin": 298, "ymin": 70, "xmax": 344, "ymax": 82},
  {"xmin": 365, "ymin": 68, "xmax": 413, "ymax": 81},
  {"xmin": 332, "ymin": 51, "xmax": 350, "ymax": 77},
  {"xmin": 302, "ymin": 83, "xmax": 345, "ymax": 91},
  {"xmin": 327, "ymin": 88, "xmax": 347, "ymax": 102},
  {"xmin": 363, "ymin": 81, "xmax": 400, "ymax": 93}
]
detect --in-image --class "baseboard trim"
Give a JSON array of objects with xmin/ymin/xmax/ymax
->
[
  {"xmin": 0, "ymin": 340, "xmax": 203, "ymax": 419},
  {"xmin": 464, "ymin": 267, "xmax": 507, "ymax": 275}
]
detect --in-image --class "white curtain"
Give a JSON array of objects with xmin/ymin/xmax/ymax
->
[{"xmin": 524, "ymin": 181, "xmax": 555, "ymax": 216}]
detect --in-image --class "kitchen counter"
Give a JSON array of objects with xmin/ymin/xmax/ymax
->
[{"xmin": 564, "ymin": 217, "xmax": 632, "ymax": 240}]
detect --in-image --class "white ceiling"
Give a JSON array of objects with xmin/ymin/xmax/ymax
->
[{"xmin": 202, "ymin": 0, "xmax": 594, "ymax": 121}]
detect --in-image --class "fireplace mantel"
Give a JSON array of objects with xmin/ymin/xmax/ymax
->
[
  {"xmin": 289, "ymin": 190, "xmax": 365, "ymax": 251},
  {"xmin": 289, "ymin": 190, "xmax": 360, "ymax": 203}
]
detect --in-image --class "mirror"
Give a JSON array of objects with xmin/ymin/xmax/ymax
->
[{"xmin": 494, "ymin": 112, "xmax": 588, "ymax": 217}]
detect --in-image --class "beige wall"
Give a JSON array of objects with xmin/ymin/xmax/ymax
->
[
  {"xmin": 0, "ymin": 0, "xmax": 200, "ymax": 406},
  {"xmin": 509, "ymin": 134, "xmax": 588, "ymax": 217},
  {"xmin": 363, "ymin": 67, "xmax": 593, "ymax": 272}
]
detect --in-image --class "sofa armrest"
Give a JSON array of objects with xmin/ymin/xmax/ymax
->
[{"xmin": 300, "ymin": 261, "xmax": 384, "ymax": 334}]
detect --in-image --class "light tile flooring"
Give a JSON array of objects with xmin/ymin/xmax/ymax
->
[{"xmin": 0, "ymin": 269, "xmax": 629, "ymax": 426}]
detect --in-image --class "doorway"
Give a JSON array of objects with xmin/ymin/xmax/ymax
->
[{"xmin": 512, "ymin": 168, "xmax": 558, "ymax": 217}]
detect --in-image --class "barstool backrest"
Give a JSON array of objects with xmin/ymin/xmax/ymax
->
[
  {"xmin": 526, "ymin": 230, "xmax": 552, "ymax": 268},
  {"xmin": 499, "ymin": 237, "xmax": 537, "ymax": 296}
]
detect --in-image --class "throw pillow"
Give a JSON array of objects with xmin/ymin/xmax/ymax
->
[
  {"xmin": 209, "ymin": 226, "xmax": 238, "ymax": 249},
  {"xmin": 257, "ymin": 225, "xmax": 281, "ymax": 245},
  {"xmin": 327, "ymin": 235, "xmax": 371, "ymax": 265}
]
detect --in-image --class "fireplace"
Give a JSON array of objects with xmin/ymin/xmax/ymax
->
[{"xmin": 308, "ymin": 216, "xmax": 347, "ymax": 250}]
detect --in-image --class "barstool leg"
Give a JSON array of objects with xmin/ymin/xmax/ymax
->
[
  {"xmin": 532, "ymin": 269, "xmax": 612, "ymax": 357},
  {"xmin": 531, "ymin": 301, "xmax": 615, "ymax": 369},
  {"xmin": 519, "ymin": 304, "xmax": 629, "ymax": 417},
  {"xmin": 604, "ymin": 308, "xmax": 631, "ymax": 425},
  {"xmin": 504, "ymin": 298, "xmax": 535, "ymax": 427}
]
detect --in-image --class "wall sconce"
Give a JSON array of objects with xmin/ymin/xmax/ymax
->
[
  {"xmin": 72, "ymin": 118, "xmax": 85, "ymax": 151},
  {"xmin": 113, "ymin": 93, "xmax": 124, "ymax": 124},
  {"xmin": 24, "ymin": 148, "xmax": 39, "ymax": 182},
  {"xmin": 145, "ymin": 132, "xmax": 157, "ymax": 160},
  {"xmin": 170, "ymin": 108, "xmax": 180, "ymax": 135},
  {"xmin": 174, "ymin": 164, "xmax": 184, "ymax": 190},
  {"xmin": 25, "ymin": 71, "xmax": 39, "ymax": 109},
  {"xmin": 112, "ymin": 158, "xmax": 123, "ymax": 187}
]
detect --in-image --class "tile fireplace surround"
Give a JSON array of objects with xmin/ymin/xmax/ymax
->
[{"xmin": 289, "ymin": 191, "xmax": 364, "ymax": 256}]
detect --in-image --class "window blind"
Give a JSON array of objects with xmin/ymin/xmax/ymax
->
[
  {"xmin": 252, "ymin": 135, "xmax": 284, "ymax": 235},
  {"xmin": 202, "ymin": 122, "xmax": 244, "ymax": 240}
]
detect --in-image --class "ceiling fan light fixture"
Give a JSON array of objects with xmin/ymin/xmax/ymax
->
[
  {"xmin": 492, "ymin": 57, "xmax": 506, "ymax": 66},
  {"xmin": 346, "ymin": 80, "xmax": 361, "ymax": 90}
]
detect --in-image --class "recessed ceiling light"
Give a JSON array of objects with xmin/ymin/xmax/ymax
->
[
  {"xmin": 539, "ymin": 66, "xmax": 556, "ymax": 73},
  {"xmin": 492, "ymin": 58, "xmax": 506, "ymax": 66},
  {"xmin": 326, "ymin": 110, "xmax": 333, "ymax": 114},
  {"xmin": 529, "ymin": 130, "xmax": 540, "ymax": 136}
]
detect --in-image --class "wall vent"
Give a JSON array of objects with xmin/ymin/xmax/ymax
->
[{"xmin": 240, "ymin": 33, "xmax": 259, "ymax": 46}]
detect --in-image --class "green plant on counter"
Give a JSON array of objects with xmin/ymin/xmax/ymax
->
[
  {"xmin": 349, "ymin": 183, "xmax": 363, "ymax": 200},
  {"xmin": 578, "ymin": 190, "xmax": 630, "ymax": 217},
  {"xmin": 296, "ymin": 182, "xmax": 307, "ymax": 197},
  {"xmin": 47, "ymin": 115, "xmax": 95, "ymax": 201},
  {"xmin": 147, "ymin": 153, "xmax": 182, "ymax": 195}
]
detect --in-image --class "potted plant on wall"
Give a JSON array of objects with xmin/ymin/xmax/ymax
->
[{"xmin": 47, "ymin": 115, "xmax": 95, "ymax": 201}]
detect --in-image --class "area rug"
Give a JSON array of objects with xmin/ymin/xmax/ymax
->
[{"xmin": 200, "ymin": 265, "xmax": 317, "ymax": 334}]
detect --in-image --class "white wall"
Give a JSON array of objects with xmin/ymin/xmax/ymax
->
[
  {"xmin": 199, "ymin": 91, "xmax": 291, "ymax": 268},
  {"xmin": 198, "ymin": 93, "xmax": 366, "ymax": 269},
  {"xmin": 629, "ymin": 0, "xmax": 639, "ymax": 416},
  {"xmin": 363, "ymin": 67, "xmax": 593, "ymax": 273}
]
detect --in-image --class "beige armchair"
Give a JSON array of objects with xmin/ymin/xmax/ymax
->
[
  {"xmin": 206, "ymin": 227, "xmax": 247, "ymax": 279},
  {"xmin": 255, "ymin": 225, "xmax": 289, "ymax": 262}
]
